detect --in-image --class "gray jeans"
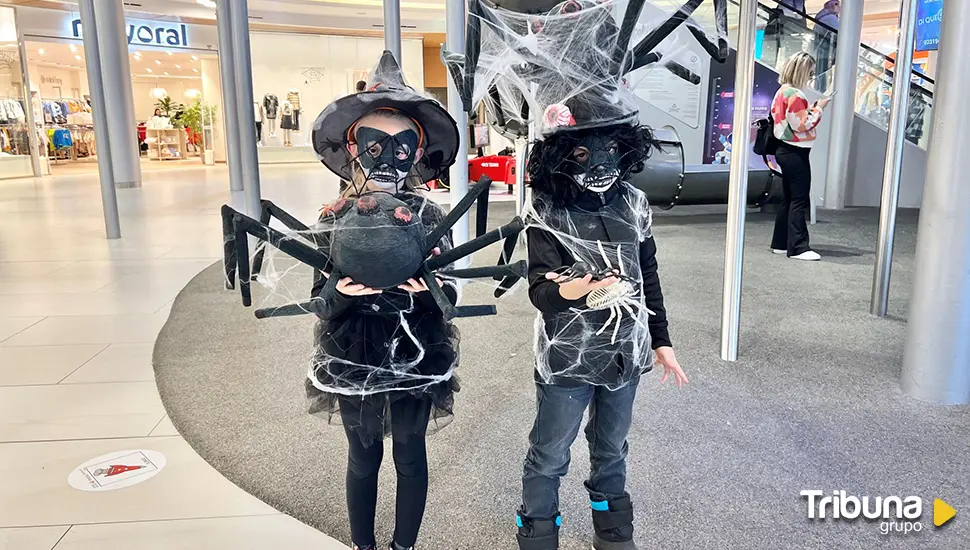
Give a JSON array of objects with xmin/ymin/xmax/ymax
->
[{"xmin": 521, "ymin": 378, "xmax": 640, "ymax": 520}]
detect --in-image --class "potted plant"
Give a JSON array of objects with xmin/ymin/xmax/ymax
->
[
  {"xmin": 155, "ymin": 96, "xmax": 185, "ymax": 129},
  {"xmin": 181, "ymin": 99, "xmax": 218, "ymax": 163}
]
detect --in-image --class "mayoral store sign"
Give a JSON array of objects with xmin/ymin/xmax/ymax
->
[{"xmin": 71, "ymin": 18, "xmax": 189, "ymax": 47}]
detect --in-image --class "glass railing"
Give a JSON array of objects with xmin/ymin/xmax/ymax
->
[{"xmin": 716, "ymin": 0, "xmax": 934, "ymax": 149}]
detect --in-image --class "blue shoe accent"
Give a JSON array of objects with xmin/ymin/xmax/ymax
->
[
  {"xmin": 590, "ymin": 499, "xmax": 610, "ymax": 512},
  {"xmin": 516, "ymin": 515, "xmax": 523, "ymax": 528},
  {"xmin": 555, "ymin": 515, "xmax": 562, "ymax": 527}
]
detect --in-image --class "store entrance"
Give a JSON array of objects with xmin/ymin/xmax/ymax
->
[{"xmin": 22, "ymin": 40, "xmax": 221, "ymax": 175}]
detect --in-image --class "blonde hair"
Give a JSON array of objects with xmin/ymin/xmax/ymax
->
[
  {"xmin": 779, "ymin": 52, "xmax": 816, "ymax": 89},
  {"xmin": 341, "ymin": 109, "xmax": 426, "ymax": 199}
]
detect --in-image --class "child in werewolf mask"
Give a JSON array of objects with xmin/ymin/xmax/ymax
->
[{"xmin": 517, "ymin": 115, "xmax": 689, "ymax": 550}]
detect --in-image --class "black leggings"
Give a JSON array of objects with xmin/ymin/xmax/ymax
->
[
  {"xmin": 771, "ymin": 143, "xmax": 813, "ymax": 256},
  {"xmin": 342, "ymin": 395, "xmax": 430, "ymax": 548}
]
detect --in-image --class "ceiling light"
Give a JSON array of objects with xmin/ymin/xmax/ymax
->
[
  {"xmin": 191, "ymin": 55, "xmax": 199, "ymax": 61},
  {"xmin": 155, "ymin": 60, "xmax": 162, "ymax": 65},
  {"xmin": 167, "ymin": 51, "xmax": 173, "ymax": 56},
  {"xmin": 174, "ymin": 64, "xmax": 181, "ymax": 69},
  {"xmin": 69, "ymin": 44, "xmax": 77, "ymax": 53},
  {"xmin": 146, "ymin": 68, "xmax": 153, "ymax": 73},
  {"xmin": 38, "ymin": 48, "xmax": 45, "ymax": 55},
  {"xmin": 184, "ymin": 88, "xmax": 201, "ymax": 99},
  {"xmin": 164, "ymin": 71, "xmax": 169, "ymax": 75},
  {"xmin": 192, "ymin": 68, "xmax": 199, "ymax": 73},
  {"xmin": 150, "ymin": 87, "xmax": 168, "ymax": 99},
  {"xmin": 197, "ymin": 0, "xmax": 217, "ymax": 7},
  {"xmin": 74, "ymin": 55, "xmax": 82, "ymax": 61}
]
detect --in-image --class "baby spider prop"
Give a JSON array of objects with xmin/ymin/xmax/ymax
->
[
  {"xmin": 441, "ymin": 0, "xmax": 728, "ymax": 138},
  {"xmin": 221, "ymin": 176, "xmax": 527, "ymax": 321}
]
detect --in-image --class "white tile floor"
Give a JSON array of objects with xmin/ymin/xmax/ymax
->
[{"xmin": 0, "ymin": 165, "xmax": 349, "ymax": 549}]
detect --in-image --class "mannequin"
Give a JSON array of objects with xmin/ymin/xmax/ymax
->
[
  {"xmin": 287, "ymin": 87, "xmax": 302, "ymax": 133},
  {"xmin": 254, "ymin": 101, "xmax": 264, "ymax": 145},
  {"xmin": 262, "ymin": 93, "xmax": 279, "ymax": 137},
  {"xmin": 280, "ymin": 100, "xmax": 294, "ymax": 147}
]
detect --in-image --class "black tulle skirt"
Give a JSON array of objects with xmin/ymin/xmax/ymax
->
[{"xmin": 305, "ymin": 310, "xmax": 460, "ymax": 448}]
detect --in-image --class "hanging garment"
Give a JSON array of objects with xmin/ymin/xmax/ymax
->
[
  {"xmin": 262, "ymin": 93, "xmax": 279, "ymax": 119},
  {"xmin": 286, "ymin": 90, "xmax": 301, "ymax": 110}
]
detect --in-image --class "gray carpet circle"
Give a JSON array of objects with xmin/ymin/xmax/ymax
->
[{"xmin": 154, "ymin": 205, "xmax": 970, "ymax": 549}]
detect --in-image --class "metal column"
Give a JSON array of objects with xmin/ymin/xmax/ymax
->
[
  {"xmin": 383, "ymin": 0, "xmax": 402, "ymax": 63},
  {"xmin": 446, "ymin": 0, "xmax": 470, "ymax": 260},
  {"xmin": 228, "ymin": 0, "xmax": 262, "ymax": 219},
  {"xmin": 14, "ymin": 12, "xmax": 41, "ymax": 178},
  {"xmin": 91, "ymin": 0, "xmax": 141, "ymax": 188},
  {"xmin": 216, "ymin": 0, "xmax": 243, "ymax": 192},
  {"xmin": 77, "ymin": 0, "xmax": 121, "ymax": 238},
  {"xmin": 870, "ymin": 0, "xmax": 918, "ymax": 317},
  {"xmin": 718, "ymin": 0, "xmax": 758, "ymax": 362},
  {"xmin": 901, "ymin": 0, "xmax": 970, "ymax": 405},
  {"xmin": 821, "ymin": 0, "xmax": 863, "ymax": 210}
]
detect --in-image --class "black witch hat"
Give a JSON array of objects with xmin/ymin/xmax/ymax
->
[{"xmin": 312, "ymin": 51, "xmax": 460, "ymax": 183}]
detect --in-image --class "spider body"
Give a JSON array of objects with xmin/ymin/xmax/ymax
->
[{"xmin": 324, "ymin": 192, "xmax": 428, "ymax": 290}]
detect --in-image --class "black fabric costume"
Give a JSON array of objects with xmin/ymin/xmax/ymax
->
[{"xmin": 306, "ymin": 192, "xmax": 460, "ymax": 448}]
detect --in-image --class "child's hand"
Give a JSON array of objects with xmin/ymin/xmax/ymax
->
[
  {"xmin": 398, "ymin": 277, "xmax": 443, "ymax": 293},
  {"xmin": 336, "ymin": 277, "xmax": 382, "ymax": 296},
  {"xmin": 546, "ymin": 272, "xmax": 617, "ymax": 301},
  {"xmin": 655, "ymin": 346, "xmax": 688, "ymax": 387}
]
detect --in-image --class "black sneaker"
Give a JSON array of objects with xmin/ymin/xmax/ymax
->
[
  {"xmin": 515, "ymin": 507, "xmax": 561, "ymax": 550},
  {"xmin": 590, "ymin": 496, "xmax": 636, "ymax": 550}
]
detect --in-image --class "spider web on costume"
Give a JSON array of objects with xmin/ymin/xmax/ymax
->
[
  {"xmin": 300, "ymin": 67, "xmax": 327, "ymax": 83},
  {"xmin": 521, "ymin": 182, "xmax": 656, "ymax": 390}
]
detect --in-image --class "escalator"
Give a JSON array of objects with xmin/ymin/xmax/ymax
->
[{"xmin": 631, "ymin": 0, "xmax": 933, "ymax": 209}]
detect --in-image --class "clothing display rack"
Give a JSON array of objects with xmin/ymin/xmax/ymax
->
[{"xmin": 0, "ymin": 96, "xmax": 30, "ymax": 156}]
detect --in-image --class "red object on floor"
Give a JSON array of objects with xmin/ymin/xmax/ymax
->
[{"xmin": 469, "ymin": 155, "xmax": 515, "ymax": 185}]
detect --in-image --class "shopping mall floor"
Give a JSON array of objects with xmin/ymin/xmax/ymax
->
[{"xmin": 2, "ymin": 166, "xmax": 968, "ymax": 549}]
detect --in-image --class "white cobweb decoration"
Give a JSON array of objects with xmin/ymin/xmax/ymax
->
[
  {"xmin": 300, "ymin": 67, "xmax": 327, "ymax": 84},
  {"xmin": 523, "ymin": 182, "xmax": 657, "ymax": 390}
]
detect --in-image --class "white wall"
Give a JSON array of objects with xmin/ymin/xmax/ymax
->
[
  {"xmin": 248, "ymin": 33, "xmax": 424, "ymax": 148},
  {"xmin": 130, "ymin": 76, "xmax": 203, "ymax": 120},
  {"xmin": 27, "ymin": 63, "xmax": 87, "ymax": 99}
]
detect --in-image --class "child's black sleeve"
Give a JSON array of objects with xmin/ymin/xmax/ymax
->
[
  {"xmin": 639, "ymin": 235, "xmax": 672, "ymax": 349},
  {"xmin": 310, "ymin": 268, "xmax": 359, "ymax": 321},
  {"xmin": 528, "ymin": 226, "xmax": 585, "ymax": 314}
]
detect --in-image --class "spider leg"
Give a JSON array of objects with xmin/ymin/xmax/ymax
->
[
  {"xmin": 611, "ymin": 305, "xmax": 623, "ymax": 345},
  {"xmin": 613, "ymin": 0, "xmax": 648, "ymax": 70},
  {"xmin": 250, "ymin": 200, "xmax": 314, "ymax": 281},
  {"xmin": 628, "ymin": 0, "xmax": 704, "ymax": 69},
  {"xmin": 420, "ymin": 267, "xmax": 459, "ymax": 321},
  {"xmin": 597, "ymin": 240, "xmax": 613, "ymax": 270},
  {"xmin": 597, "ymin": 306, "xmax": 617, "ymax": 337},
  {"xmin": 439, "ymin": 261, "xmax": 528, "ymax": 281},
  {"xmin": 221, "ymin": 206, "xmax": 331, "ymax": 308},
  {"xmin": 423, "ymin": 176, "xmax": 494, "ymax": 258},
  {"xmin": 427, "ymin": 214, "xmax": 525, "ymax": 270},
  {"xmin": 221, "ymin": 205, "xmax": 238, "ymax": 290}
]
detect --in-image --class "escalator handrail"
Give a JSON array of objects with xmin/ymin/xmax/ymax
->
[{"xmin": 730, "ymin": 0, "xmax": 936, "ymax": 88}]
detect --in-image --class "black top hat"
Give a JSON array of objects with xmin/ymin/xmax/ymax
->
[{"xmin": 312, "ymin": 51, "xmax": 460, "ymax": 183}]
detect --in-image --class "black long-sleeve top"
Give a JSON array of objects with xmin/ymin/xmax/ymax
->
[{"xmin": 526, "ymin": 182, "xmax": 670, "ymax": 388}]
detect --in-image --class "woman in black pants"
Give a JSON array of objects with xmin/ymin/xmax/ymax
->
[
  {"xmin": 769, "ymin": 51, "xmax": 831, "ymax": 261},
  {"xmin": 306, "ymin": 52, "xmax": 461, "ymax": 550}
]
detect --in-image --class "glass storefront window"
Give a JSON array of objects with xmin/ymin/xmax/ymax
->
[{"xmin": 0, "ymin": 6, "xmax": 39, "ymax": 179}]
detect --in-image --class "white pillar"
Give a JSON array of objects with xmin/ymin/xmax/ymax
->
[
  {"xmin": 216, "ymin": 0, "xmax": 243, "ymax": 192},
  {"xmin": 719, "ymin": 0, "xmax": 758, "ymax": 362},
  {"xmin": 229, "ymin": 0, "xmax": 261, "ymax": 219},
  {"xmin": 821, "ymin": 0, "xmax": 864, "ymax": 210},
  {"xmin": 446, "ymin": 0, "xmax": 469, "ymax": 260},
  {"xmin": 870, "ymin": 0, "xmax": 918, "ymax": 317},
  {"xmin": 901, "ymin": 0, "xmax": 970, "ymax": 405},
  {"xmin": 77, "ymin": 0, "xmax": 121, "ymax": 238},
  {"xmin": 89, "ymin": 0, "xmax": 141, "ymax": 188},
  {"xmin": 383, "ymin": 0, "xmax": 402, "ymax": 63}
]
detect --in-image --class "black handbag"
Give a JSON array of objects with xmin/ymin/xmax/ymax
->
[{"xmin": 753, "ymin": 114, "xmax": 780, "ymax": 156}]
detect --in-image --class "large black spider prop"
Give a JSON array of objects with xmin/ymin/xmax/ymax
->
[
  {"xmin": 221, "ymin": 176, "xmax": 526, "ymax": 321},
  {"xmin": 443, "ymin": 0, "xmax": 729, "ymax": 134}
]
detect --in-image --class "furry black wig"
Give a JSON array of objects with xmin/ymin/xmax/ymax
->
[{"xmin": 527, "ymin": 123, "xmax": 660, "ymax": 206}]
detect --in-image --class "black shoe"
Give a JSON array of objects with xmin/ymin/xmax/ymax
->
[
  {"xmin": 388, "ymin": 542, "xmax": 413, "ymax": 550},
  {"xmin": 516, "ymin": 507, "xmax": 561, "ymax": 550},
  {"xmin": 590, "ymin": 495, "xmax": 637, "ymax": 550},
  {"xmin": 352, "ymin": 546, "xmax": 375, "ymax": 550}
]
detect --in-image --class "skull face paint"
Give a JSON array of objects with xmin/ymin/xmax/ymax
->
[
  {"xmin": 355, "ymin": 126, "xmax": 420, "ymax": 190},
  {"xmin": 559, "ymin": 134, "xmax": 621, "ymax": 193}
]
